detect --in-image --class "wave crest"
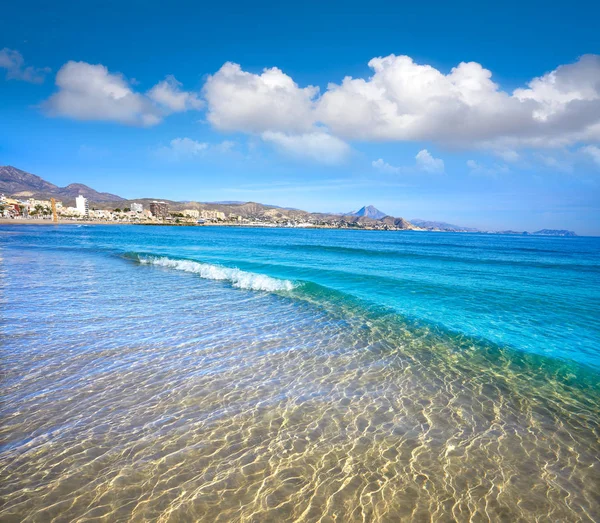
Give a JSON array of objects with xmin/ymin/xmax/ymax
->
[{"xmin": 136, "ymin": 255, "xmax": 296, "ymax": 292}]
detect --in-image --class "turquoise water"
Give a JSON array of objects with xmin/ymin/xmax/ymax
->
[{"xmin": 1, "ymin": 225, "xmax": 599, "ymax": 521}]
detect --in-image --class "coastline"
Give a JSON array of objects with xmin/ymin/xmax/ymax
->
[
  {"xmin": 0, "ymin": 220, "xmax": 589, "ymax": 237},
  {"xmin": 0, "ymin": 218, "xmax": 135, "ymax": 226},
  {"xmin": 0, "ymin": 218, "xmax": 412, "ymax": 230}
]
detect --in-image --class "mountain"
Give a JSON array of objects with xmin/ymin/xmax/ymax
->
[
  {"xmin": 532, "ymin": 229, "xmax": 577, "ymax": 237},
  {"xmin": 0, "ymin": 166, "xmax": 125, "ymax": 203},
  {"xmin": 352, "ymin": 205, "xmax": 387, "ymax": 220},
  {"xmin": 410, "ymin": 218, "xmax": 479, "ymax": 233},
  {"xmin": 3, "ymin": 166, "xmax": 573, "ymax": 235},
  {"xmin": 0, "ymin": 165, "xmax": 58, "ymax": 195}
]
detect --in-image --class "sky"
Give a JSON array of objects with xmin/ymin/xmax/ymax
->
[{"xmin": 1, "ymin": 0, "xmax": 599, "ymax": 234}]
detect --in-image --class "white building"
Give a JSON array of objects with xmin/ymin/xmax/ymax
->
[
  {"xmin": 75, "ymin": 195, "xmax": 89, "ymax": 216},
  {"xmin": 131, "ymin": 203, "xmax": 143, "ymax": 212},
  {"xmin": 182, "ymin": 209, "xmax": 200, "ymax": 218},
  {"xmin": 27, "ymin": 198, "xmax": 53, "ymax": 209},
  {"xmin": 200, "ymin": 210, "xmax": 226, "ymax": 221}
]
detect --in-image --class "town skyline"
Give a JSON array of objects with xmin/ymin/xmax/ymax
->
[{"xmin": 0, "ymin": 165, "xmax": 580, "ymax": 235}]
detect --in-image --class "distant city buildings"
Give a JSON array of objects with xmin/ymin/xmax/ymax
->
[
  {"xmin": 1, "ymin": 195, "xmax": 22, "ymax": 218},
  {"xmin": 150, "ymin": 201, "xmax": 169, "ymax": 218},
  {"xmin": 200, "ymin": 210, "xmax": 226, "ymax": 221},
  {"xmin": 75, "ymin": 195, "xmax": 89, "ymax": 216},
  {"xmin": 131, "ymin": 203, "xmax": 143, "ymax": 212},
  {"xmin": 182, "ymin": 209, "xmax": 225, "ymax": 221},
  {"xmin": 27, "ymin": 198, "xmax": 61, "ymax": 209}
]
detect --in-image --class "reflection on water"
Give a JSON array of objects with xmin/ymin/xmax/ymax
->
[{"xmin": 1, "ymin": 246, "xmax": 599, "ymax": 522}]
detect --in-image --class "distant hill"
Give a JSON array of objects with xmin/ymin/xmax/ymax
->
[
  {"xmin": 0, "ymin": 166, "xmax": 125, "ymax": 203},
  {"xmin": 533, "ymin": 229, "xmax": 577, "ymax": 237},
  {"xmin": 352, "ymin": 205, "xmax": 387, "ymax": 220},
  {"xmin": 410, "ymin": 218, "xmax": 479, "ymax": 233},
  {"xmin": 410, "ymin": 219, "xmax": 577, "ymax": 236}
]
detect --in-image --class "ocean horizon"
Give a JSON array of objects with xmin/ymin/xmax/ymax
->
[{"xmin": 1, "ymin": 224, "xmax": 598, "ymax": 521}]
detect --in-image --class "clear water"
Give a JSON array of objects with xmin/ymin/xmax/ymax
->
[{"xmin": 1, "ymin": 225, "xmax": 599, "ymax": 522}]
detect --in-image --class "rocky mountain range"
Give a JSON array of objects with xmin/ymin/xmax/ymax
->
[
  {"xmin": 0, "ymin": 166, "xmax": 412, "ymax": 228},
  {"xmin": 0, "ymin": 166, "xmax": 124, "ymax": 203},
  {"xmin": 0, "ymin": 165, "xmax": 577, "ymax": 235}
]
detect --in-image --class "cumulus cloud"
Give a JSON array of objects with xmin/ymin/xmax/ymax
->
[
  {"xmin": 203, "ymin": 62, "xmax": 319, "ymax": 134},
  {"xmin": 319, "ymin": 54, "xmax": 600, "ymax": 147},
  {"xmin": 580, "ymin": 145, "xmax": 600, "ymax": 166},
  {"xmin": 0, "ymin": 48, "xmax": 50, "ymax": 83},
  {"xmin": 513, "ymin": 56, "xmax": 600, "ymax": 121},
  {"xmin": 147, "ymin": 75, "xmax": 203, "ymax": 111},
  {"xmin": 415, "ymin": 149, "xmax": 445, "ymax": 173},
  {"xmin": 261, "ymin": 131, "xmax": 350, "ymax": 165},
  {"xmin": 44, "ymin": 61, "xmax": 160, "ymax": 125},
  {"xmin": 44, "ymin": 61, "xmax": 201, "ymax": 126},
  {"xmin": 203, "ymin": 55, "xmax": 600, "ymax": 152}
]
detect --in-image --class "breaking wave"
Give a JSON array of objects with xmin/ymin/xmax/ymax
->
[{"xmin": 133, "ymin": 254, "xmax": 296, "ymax": 292}]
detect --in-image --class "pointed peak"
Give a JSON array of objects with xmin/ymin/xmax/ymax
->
[{"xmin": 352, "ymin": 205, "xmax": 387, "ymax": 220}]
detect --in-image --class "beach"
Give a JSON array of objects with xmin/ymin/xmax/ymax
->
[{"xmin": 1, "ymin": 225, "xmax": 599, "ymax": 521}]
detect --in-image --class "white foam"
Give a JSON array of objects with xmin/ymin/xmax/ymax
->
[{"xmin": 138, "ymin": 256, "xmax": 296, "ymax": 292}]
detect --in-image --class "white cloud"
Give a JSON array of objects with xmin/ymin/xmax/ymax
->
[
  {"xmin": 147, "ymin": 75, "xmax": 203, "ymax": 111},
  {"xmin": 513, "ymin": 56, "xmax": 600, "ymax": 121},
  {"xmin": 203, "ymin": 62, "xmax": 319, "ymax": 134},
  {"xmin": 494, "ymin": 149, "xmax": 520, "ymax": 163},
  {"xmin": 203, "ymin": 55, "xmax": 600, "ymax": 152},
  {"xmin": 318, "ymin": 56, "xmax": 517, "ymax": 144},
  {"xmin": 44, "ymin": 61, "xmax": 160, "ymax": 125},
  {"xmin": 467, "ymin": 159, "xmax": 510, "ymax": 177},
  {"xmin": 38, "ymin": 54, "xmax": 600, "ymax": 161},
  {"xmin": 214, "ymin": 140, "xmax": 236, "ymax": 153},
  {"xmin": 415, "ymin": 149, "xmax": 444, "ymax": 173},
  {"xmin": 157, "ymin": 137, "xmax": 236, "ymax": 160},
  {"xmin": 373, "ymin": 150, "xmax": 444, "ymax": 174},
  {"xmin": 44, "ymin": 61, "xmax": 201, "ymax": 126},
  {"xmin": 261, "ymin": 131, "xmax": 350, "ymax": 165},
  {"xmin": 0, "ymin": 48, "xmax": 50, "ymax": 83},
  {"xmin": 168, "ymin": 137, "xmax": 209, "ymax": 156},
  {"xmin": 534, "ymin": 154, "xmax": 574, "ymax": 173},
  {"xmin": 372, "ymin": 158, "xmax": 402, "ymax": 174},
  {"xmin": 319, "ymin": 54, "xmax": 600, "ymax": 148},
  {"xmin": 580, "ymin": 145, "xmax": 600, "ymax": 166}
]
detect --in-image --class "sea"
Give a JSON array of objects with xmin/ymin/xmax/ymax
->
[{"xmin": 1, "ymin": 224, "xmax": 599, "ymax": 522}]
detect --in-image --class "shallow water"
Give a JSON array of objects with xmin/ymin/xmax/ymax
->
[{"xmin": 1, "ymin": 226, "xmax": 599, "ymax": 522}]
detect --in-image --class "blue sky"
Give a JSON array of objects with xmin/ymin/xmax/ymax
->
[{"xmin": 1, "ymin": 0, "xmax": 599, "ymax": 234}]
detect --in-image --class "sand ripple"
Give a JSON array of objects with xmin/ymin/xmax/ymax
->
[{"xmin": 1, "ymin": 249, "xmax": 598, "ymax": 522}]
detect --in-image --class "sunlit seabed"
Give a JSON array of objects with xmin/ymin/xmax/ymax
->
[{"xmin": 1, "ymin": 226, "xmax": 599, "ymax": 522}]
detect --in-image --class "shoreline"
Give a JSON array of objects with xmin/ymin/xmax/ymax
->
[
  {"xmin": 0, "ymin": 219, "xmax": 136, "ymax": 226},
  {"xmin": 0, "ymin": 218, "xmax": 416, "ymax": 231},
  {"xmin": 0, "ymin": 219, "xmax": 589, "ymax": 237}
]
